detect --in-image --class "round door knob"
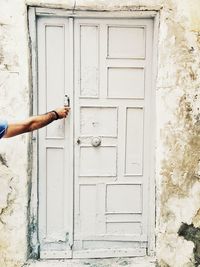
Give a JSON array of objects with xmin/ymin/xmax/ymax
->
[{"xmin": 91, "ymin": 137, "xmax": 101, "ymax": 147}]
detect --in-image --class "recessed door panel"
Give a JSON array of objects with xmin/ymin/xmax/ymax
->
[
  {"xmin": 80, "ymin": 25, "xmax": 99, "ymax": 97},
  {"xmin": 79, "ymin": 146, "xmax": 117, "ymax": 177},
  {"xmin": 125, "ymin": 107, "xmax": 144, "ymax": 176},
  {"xmin": 80, "ymin": 107, "xmax": 118, "ymax": 136},
  {"xmin": 79, "ymin": 185, "xmax": 97, "ymax": 235},
  {"xmin": 106, "ymin": 222, "xmax": 142, "ymax": 235},
  {"xmin": 46, "ymin": 147, "xmax": 65, "ymax": 241},
  {"xmin": 107, "ymin": 67, "xmax": 145, "ymax": 99},
  {"xmin": 45, "ymin": 25, "xmax": 66, "ymax": 139},
  {"xmin": 106, "ymin": 184, "xmax": 142, "ymax": 214},
  {"xmin": 107, "ymin": 26, "xmax": 146, "ymax": 59}
]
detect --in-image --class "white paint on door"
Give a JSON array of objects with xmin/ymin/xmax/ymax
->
[
  {"xmin": 37, "ymin": 14, "xmax": 154, "ymax": 259},
  {"xmin": 37, "ymin": 17, "xmax": 73, "ymax": 258},
  {"xmin": 74, "ymin": 18, "xmax": 153, "ymax": 258}
]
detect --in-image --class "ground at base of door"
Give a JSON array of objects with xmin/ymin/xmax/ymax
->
[{"xmin": 25, "ymin": 257, "xmax": 156, "ymax": 267}]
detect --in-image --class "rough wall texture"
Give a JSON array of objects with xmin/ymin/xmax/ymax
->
[{"xmin": 0, "ymin": 0, "xmax": 199, "ymax": 267}]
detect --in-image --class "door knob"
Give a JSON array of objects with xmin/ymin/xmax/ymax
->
[{"xmin": 91, "ymin": 137, "xmax": 101, "ymax": 147}]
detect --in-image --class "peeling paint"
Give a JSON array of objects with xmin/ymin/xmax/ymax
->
[
  {"xmin": 0, "ymin": 161, "xmax": 23, "ymax": 267},
  {"xmin": 0, "ymin": 154, "xmax": 8, "ymax": 167},
  {"xmin": 27, "ymin": 215, "xmax": 39, "ymax": 259},
  {"xmin": 178, "ymin": 223, "xmax": 200, "ymax": 267},
  {"xmin": 0, "ymin": 164, "xmax": 15, "ymax": 225},
  {"xmin": 193, "ymin": 209, "xmax": 200, "ymax": 228},
  {"xmin": 160, "ymin": 95, "xmax": 200, "ymax": 203}
]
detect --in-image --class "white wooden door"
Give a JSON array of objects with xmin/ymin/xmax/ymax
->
[
  {"xmin": 73, "ymin": 18, "xmax": 153, "ymax": 258},
  {"xmin": 37, "ymin": 15, "xmax": 154, "ymax": 259},
  {"xmin": 37, "ymin": 17, "xmax": 73, "ymax": 259}
]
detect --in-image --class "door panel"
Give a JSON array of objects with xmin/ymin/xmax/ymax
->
[
  {"xmin": 80, "ymin": 25, "xmax": 99, "ymax": 98},
  {"xmin": 106, "ymin": 184, "xmax": 142, "ymax": 214},
  {"xmin": 80, "ymin": 146, "xmax": 117, "ymax": 177},
  {"xmin": 107, "ymin": 25, "xmax": 146, "ymax": 59},
  {"xmin": 37, "ymin": 17, "xmax": 73, "ymax": 258},
  {"xmin": 125, "ymin": 107, "xmax": 144, "ymax": 176},
  {"xmin": 74, "ymin": 18, "xmax": 153, "ymax": 258},
  {"xmin": 80, "ymin": 107, "xmax": 118, "ymax": 136},
  {"xmin": 107, "ymin": 67, "xmax": 145, "ymax": 98},
  {"xmin": 46, "ymin": 147, "xmax": 65, "ymax": 240}
]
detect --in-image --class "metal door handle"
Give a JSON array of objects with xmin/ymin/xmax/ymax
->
[{"xmin": 64, "ymin": 94, "xmax": 70, "ymax": 107}]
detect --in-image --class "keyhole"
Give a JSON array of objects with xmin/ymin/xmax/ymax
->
[{"xmin": 77, "ymin": 138, "xmax": 81, "ymax": 145}]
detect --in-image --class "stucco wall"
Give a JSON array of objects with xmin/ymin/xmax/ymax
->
[{"xmin": 0, "ymin": 0, "xmax": 199, "ymax": 267}]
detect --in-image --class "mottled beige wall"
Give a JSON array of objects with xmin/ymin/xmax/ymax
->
[
  {"xmin": 0, "ymin": 0, "xmax": 199, "ymax": 267},
  {"xmin": 156, "ymin": 1, "xmax": 200, "ymax": 266}
]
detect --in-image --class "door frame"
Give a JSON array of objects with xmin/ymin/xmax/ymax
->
[{"xmin": 28, "ymin": 6, "xmax": 159, "ymax": 259}]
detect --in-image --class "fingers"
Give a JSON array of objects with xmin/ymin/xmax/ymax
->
[
  {"xmin": 55, "ymin": 107, "xmax": 70, "ymax": 119},
  {"xmin": 64, "ymin": 106, "xmax": 70, "ymax": 117}
]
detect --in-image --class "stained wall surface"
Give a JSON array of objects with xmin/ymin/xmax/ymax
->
[{"xmin": 0, "ymin": 0, "xmax": 200, "ymax": 267}]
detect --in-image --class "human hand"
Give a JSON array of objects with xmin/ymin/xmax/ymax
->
[{"xmin": 55, "ymin": 106, "xmax": 70, "ymax": 119}]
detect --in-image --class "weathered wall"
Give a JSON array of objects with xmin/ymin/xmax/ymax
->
[{"xmin": 0, "ymin": 0, "xmax": 199, "ymax": 267}]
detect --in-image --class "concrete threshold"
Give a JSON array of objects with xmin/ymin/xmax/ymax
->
[{"xmin": 25, "ymin": 257, "xmax": 156, "ymax": 267}]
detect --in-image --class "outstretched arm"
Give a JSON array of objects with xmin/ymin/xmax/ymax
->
[{"xmin": 4, "ymin": 107, "xmax": 70, "ymax": 138}]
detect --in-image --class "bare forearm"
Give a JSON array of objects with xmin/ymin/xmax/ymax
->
[
  {"xmin": 3, "ymin": 107, "xmax": 70, "ymax": 138},
  {"xmin": 4, "ymin": 111, "xmax": 56, "ymax": 138},
  {"xmin": 28, "ymin": 112, "xmax": 56, "ymax": 131}
]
